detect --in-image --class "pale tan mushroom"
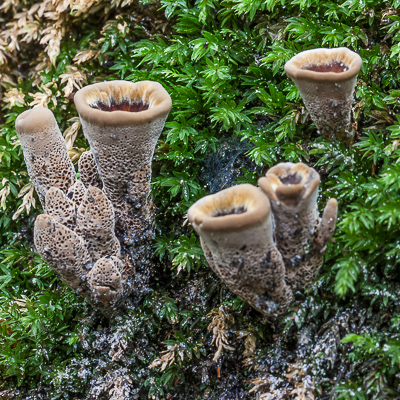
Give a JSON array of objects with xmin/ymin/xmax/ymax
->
[
  {"xmin": 34, "ymin": 214, "xmax": 90, "ymax": 294},
  {"xmin": 285, "ymin": 48, "xmax": 362, "ymax": 144},
  {"xmin": 258, "ymin": 162, "xmax": 337, "ymax": 290},
  {"xmin": 87, "ymin": 256, "xmax": 124, "ymax": 309},
  {"xmin": 74, "ymin": 80, "xmax": 172, "ymax": 235},
  {"xmin": 74, "ymin": 80, "xmax": 172, "ymax": 307},
  {"xmin": 78, "ymin": 151, "xmax": 102, "ymax": 190},
  {"xmin": 15, "ymin": 107, "xmax": 76, "ymax": 206},
  {"xmin": 188, "ymin": 184, "xmax": 293, "ymax": 316},
  {"xmin": 76, "ymin": 186, "xmax": 121, "ymax": 261}
]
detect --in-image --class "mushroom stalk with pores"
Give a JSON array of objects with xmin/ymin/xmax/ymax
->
[
  {"xmin": 188, "ymin": 163, "xmax": 337, "ymax": 318},
  {"xmin": 15, "ymin": 107, "xmax": 76, "ymax": 207},
  {"xmin": 285, "ymin": 47, "xmax": 362, "ymax": 145},
  {"xmin": 258, "ymin": 163, "xmax": 337, "ymax": 290},
  {"xmin": 188, "ymin": 184, "xmax": 293, "ymax": 317}
]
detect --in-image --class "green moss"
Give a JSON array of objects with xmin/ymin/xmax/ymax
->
[{"xmin": 1, "ymin": 0, "xmax": 400, "ymax": 398}]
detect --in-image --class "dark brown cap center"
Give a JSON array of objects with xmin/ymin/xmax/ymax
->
[
  {"xmin": 91, "ymin": 99, "xmax": 149, "ymax": 112},
  {"xmin": 303, "ymin": 61, "xmax": 348, "ymax": 73},
  {"xmin": 213, "ymin": 206, "xmax": 247, "ymax": 217},
  {"xmin": 279, "ymin": 174, "xmax": 302, "ymax": 185}
]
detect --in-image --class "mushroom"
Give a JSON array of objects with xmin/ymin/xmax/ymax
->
[
  {"xmin": 15, "ymin": 81, "xmax": 172, "ymax": 315},
  {"xmin": 285, "ymin": 48, "xmax": 362, "ymax": 144},
  {"xmin": 15, "ymin": 107, "xmax": 76, "ymax": 206},
  {"xmin": 87, "ymin": 256, "xmax": 124, "ymax": 309},
  {"xmin": 44, "ymin": 187, "xmax": 77, "ymax": 230},
  {"xmin": 16, "ymin": 107, "xmax": 124, "ymax": 315},
  {"xmin": 258, "ymin": 162, "xmax": 337, "ymax": 290},
  {"xmin": 188, "ymin": 184, "xmax": 293, "ymax": 316},
  {"xmin": 78, "ymin": 150, "xmax": 102, "ymax": 190},
  {"xmin": 34, "ymin": 214, "xmax": 90, "ymax": 294},
  {"xmin": 74, "ymin": 80, "xmax": 172, "ymax": 241},
  {"xmin": 74, "ymin": 80, "xmax": 172, "ymax": 304},
  {"xmin": 76, "ymin": 186, "xmax": 121, "ymax": 261}
]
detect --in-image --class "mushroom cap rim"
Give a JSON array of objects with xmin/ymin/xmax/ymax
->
[
  {"xmin": 188, "ymin": 184, "xmax": 271, "ymax": 233},
  {"xmin": 284, "ymin": 47, "xmax": 362, "ymax": 82},
  {"xmin": 74, "ymin": 80, "xmax": 172, "ymax": 127},
  {"xmin": 258, "ymin": 162, "xmax": 320, "ymax": 203},
  {"xmin": 15, "ymin": 107, "xmax": 57, "ymax": 135}
]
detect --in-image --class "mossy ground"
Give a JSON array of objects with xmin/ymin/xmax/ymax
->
[{"xmin": 1, "ymin": 0, "xmax": 400, "ymax": 399}]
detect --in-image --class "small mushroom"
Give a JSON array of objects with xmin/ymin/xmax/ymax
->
[
  {"xmin": 188, "ymin": 184, "xmax": 293, "ymax": 317},
  {"xmin": 77, "ymin": 186, "xmax": 120, "ymax": 260},
  {"xmin": 285, "ymin": 47, "xmax": 362, "ymax": 145},
  {"xmin": 78, "ymin": 151, "xmax": 102, "ymax": 190},
  {"xmin": 74, "ymin": 80, "xmax": 172, "ymax": 238},
  {"xmin": 34, "ymin": 214, "xmax": 90, "ymax": 293},
  {"xmin": 15, "ymin": 107, "xmax": 76, "ymax": 206},
  {"xmin": 87, "ymin": 256, "xmax": 124, "ymax": 310},
  {"xmin": 258, "ymin": 162, "xmax": 337, "ymax": 290}
]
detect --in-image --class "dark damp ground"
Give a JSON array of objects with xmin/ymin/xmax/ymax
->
[
  {"xmin": 198, "ymin": 135, "xmax": 260, "ymax": 194},
  {"xmin": 303, "ymin": 61, "xmax": 348, "ymax": 73},
  {"xmin": 91, "ymin": 99, "xmax": 149, "ymax": 112}
]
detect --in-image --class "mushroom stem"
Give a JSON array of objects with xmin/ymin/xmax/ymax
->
[
  {"xmin": 188, "ymin": 184, "xmax": 293, "ymax": 317},
  {"xmin": 285, "ymin": 47, "xmax": 362, "ymax": 145},
  {"xmin": 15, "ymin": 107, "xmax": 76, "ymax": 207},
  {"xmin": 258, "ymin": 162, "xmax": 337, "ymax": 290}
]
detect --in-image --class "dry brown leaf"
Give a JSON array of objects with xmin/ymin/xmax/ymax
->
[{"xmin": 2, "ymin": 88, "xmax": 26, "ymax": 108}]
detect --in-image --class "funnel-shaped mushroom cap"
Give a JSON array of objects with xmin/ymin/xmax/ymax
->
[
  {"xmin": 188, "ymin": 184, "xmax": 270, "ymax": 233},
  {"xmin": 284, "ymin": 48, "xmax": 362, "ymax": 144},
  {"xmin": 258, "ymin": 162, "xmax": 320, "ymax": 209},
  {"xmin": 15, "ymin": 107, "xmax": 76, "ymax": 205},
  {"xmin": 284, "ymin": 47, "xmax": 362, "ymax": 82},
  {"xmin": 74, "ymin": 80, "xmax": 172, "ymax": 127}
]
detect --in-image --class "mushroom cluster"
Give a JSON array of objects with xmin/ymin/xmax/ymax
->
[
  {"xmin": 15, "ymin": 81, "xmax": 172, "ymax": 315},
  {"xmin": 15, "ymin": 48, "xmax": 357, "ymax": 318},
  {"xmin": 188, "ymin": 163, "xmax": 337, "ymax": 318}
]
